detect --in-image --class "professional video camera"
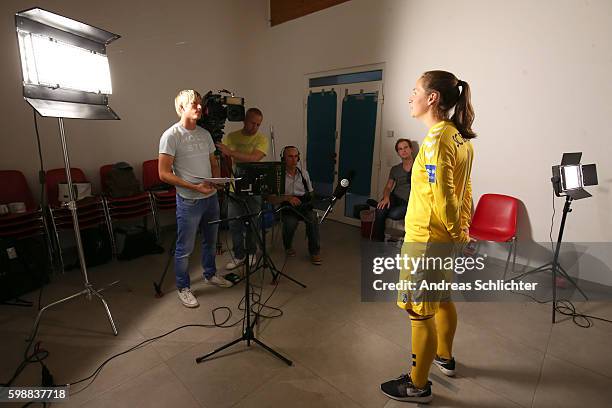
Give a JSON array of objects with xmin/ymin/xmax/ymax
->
[{"xmin": 197, "ymin": 89, "xmax": 245, "ymax": 142}]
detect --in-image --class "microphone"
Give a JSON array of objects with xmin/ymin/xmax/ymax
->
[
  {"xmin": 331, "ymin": 178, "xmax": 350, "ymax": 203},
  {"xmin": 320, "ymin": 176, "xmax": 351, "ymax": 224}
]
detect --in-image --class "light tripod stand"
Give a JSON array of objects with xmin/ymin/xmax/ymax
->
[
  {"xmin": 15, "ymin": 8, "xmax": 122, "ymax": 341},
  {"xmin": 28, "ymin": 118, "xmax": 119, "ymax": 341},
  {"xmin": 509, "ymin": 152, "xmax": 597, "ymax": 323},
  {"xmin": 195, "ymin": 207, "xmax": 292, "ymax": 366},
  {"xmin": 510, "ymin": 196, "xmax": 587, "ymax": 323}
]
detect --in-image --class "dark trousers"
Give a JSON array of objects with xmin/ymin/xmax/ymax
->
[
  {"xmin": 281, "ymin": 208, "xmax": 320, "ymax": 255},
  {"xmin": 372, "ymin": 195, "xmax": 407, "ymax": 241},
  {"xmin": 228, "ymin": 195, "xmax": 261, "ymax": 260}
]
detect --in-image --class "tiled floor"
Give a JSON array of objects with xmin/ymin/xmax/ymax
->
[{"xmin": 2, "ymin": 221, "xmax": 612, "ymax": 407}]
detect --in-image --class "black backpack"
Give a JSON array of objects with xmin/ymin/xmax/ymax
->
[
  {"xmin": 73, "ymin": 227, "xmax": 113, "ymax": 268},
  {"xmin": 0, "ymin": 236, "xmax": 50, "ymax": 302},
  {"xmin": 115, "ymin": 226, "xmax": 163, "ymax": 261},
  {"xmin": 105, "ymin": 164, "xmax": 142, "ymax": 198}
]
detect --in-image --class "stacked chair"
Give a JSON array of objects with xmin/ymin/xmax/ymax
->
[
  {"xmin": 0, "ymin": 170, "xmax": 49, "ymax": 242},
  {"xmin": 0, "ymin": 170, "xmax": 53, "ymax": 303},
  {"xmin": 45, "ymin": 168, "xmax": 112, "ymax": 271},
  {"xmin": 142, "ymin": 159, "xmax": 176, "ymax": 223},
  {"xmin": 99, "ymin": 163, "xmax": 158, "ymax": 250}
]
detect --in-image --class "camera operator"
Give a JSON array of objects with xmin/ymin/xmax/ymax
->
[
  {"xmin": 215, "ymin": 108, "xmax": 268, "ymax": 270},
  {"xmin": 159, "ymin": 90, "xmax": 232, "ymax": 309},
  {"xmin": 268, "ymin": 146, "xmax": 321, "ymax": 265}
]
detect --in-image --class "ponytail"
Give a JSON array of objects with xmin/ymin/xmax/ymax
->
[{"xmin": 451, "ymin": 80, "xmax": 476, "ymax": 139}]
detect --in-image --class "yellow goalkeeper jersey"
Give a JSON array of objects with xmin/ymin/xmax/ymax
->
[{"xmin": 404, "ymin": 121, "xmax": 473, "ymax": 243}]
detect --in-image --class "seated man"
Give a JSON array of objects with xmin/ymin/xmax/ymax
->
[
  {"xmin": 269, "ymin": 146, "xmax": 321, "ymax": 265},
  {"xmin": 370, "ymin": 138, "xmax": 414, "ymax": 241}
]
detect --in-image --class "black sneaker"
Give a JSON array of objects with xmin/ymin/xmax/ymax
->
[
  {"xmin": 433, "ymin": 355, "xmax": 456, "ymax": 377},
  {"xmin": 380, "ymin": 373, "xmax": 433, "ymax": 403}
]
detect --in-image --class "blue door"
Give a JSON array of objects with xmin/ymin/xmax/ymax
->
[
  {"xmin": 338, "ymin": 92, "xmax": 378, "ymax": 219},
  {"xmin": 306, "ymin": 90, "xmax": 337, "ymax": 210}
]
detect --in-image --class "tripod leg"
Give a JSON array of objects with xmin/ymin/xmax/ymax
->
[
  {"xmin": 557, "ymin": 265, "xmax": 588, "ymax": 300},
  {"xmin": 509, "ymin": 262, "xmax": 553, "ymax": 281},
  {"xmin": 154, "ymin": 238, "xmax": 176, "ymax": 296},
  {"xmin": 252, "ymin": 338, "xmax": 293, "ymax": 366},
  {"xmin": 27, "ymin": 288, "xmax": 89, "ymax": 341},
  {"xmin": 91, "ymin": 289, "xmax": 118, "ymax": 336},
  {"xmin": 272, "ymin": 269, "xmax": 307, "ymax": 288},
  {"xmin": 195, "ymin": 336, "xmax": 244, "ymax": 363}
]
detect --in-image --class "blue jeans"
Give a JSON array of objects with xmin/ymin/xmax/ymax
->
[
  {"xmin": 175, "ymin": 194, "xmax": 219, "ymax": 289},
  {"xmin": 228, "ymin": 195, "xmax": 261, "ymax": 260},
  {"xmin": 373, "ymin": 195, "xmax": 407, "ymax": 241}
]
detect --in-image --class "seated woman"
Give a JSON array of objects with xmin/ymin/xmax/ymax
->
[{"xmin": 371, "ymin": 138, "xmax": 413, "ymax": 241}]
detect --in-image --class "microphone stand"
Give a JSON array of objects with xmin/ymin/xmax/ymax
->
[
  {"xmin": 224, "ymin": 190, "xmax": 306, "ymax": 288},
  {"xmin": 319, "ymin": 197, "xmax": 338, "ymax": 224},
  {"xmin": 251, "ymin": 202, "xmax": 308, "ymax": 287},
  {"xmin": 319, "ymin": 179, "xmax": 349, "ymax": 224}
]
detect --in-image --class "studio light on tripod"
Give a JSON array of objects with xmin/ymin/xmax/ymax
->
[
  {"xmin": 551, "ymin": 152, "xmax": 598, "ymax": 200},
  {"xmin": 15, "ymin": 7, "xmax": 121, "ymax": 340}
]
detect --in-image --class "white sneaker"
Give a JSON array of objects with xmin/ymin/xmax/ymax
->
[
  {"xmin": 225, "ymin": 257, "xmax": 245, "ymax": 270},
  {"xmin": 225, "ymin": 255, "xmax": 257, "ymax": 270},
  {"xmin": 178, "ymin": 288, "xmax": 199, "ymax": 308},
  {"xmin": 205, "ymin": 274, "xmax": 233, "ymax": 288}
]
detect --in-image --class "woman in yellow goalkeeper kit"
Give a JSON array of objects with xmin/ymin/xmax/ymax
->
[{"xmin": 381, "ymin": 71, "xmax": 476, "ymax": 404}]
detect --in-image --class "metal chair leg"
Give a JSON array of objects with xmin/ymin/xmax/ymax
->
[
  {"xmin": 149, "ymin": 192, "xmax": 161, "ymax": 243},
  {"xmin": 503, "ymin": 236, "xmax": 516, "ymax": 281},
  {"xmin": 49, "ymin": 208, "xmax": 65, "ymax": 273},
  {"xmin": 512, "ymin": 237, "xmax": 517, "ymax": 272},
  {"xmin": 101, "ymin": 197, "xmax": 117, "ymax": 257}
]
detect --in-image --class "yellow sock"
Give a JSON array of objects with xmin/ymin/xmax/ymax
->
[
  {"xmin": 410, "ymin": 316, "xmax": 437, "ymax": 389},
  {"xmin": 434, "ymin": 301, "xmax": 457, "ymax": 360}
]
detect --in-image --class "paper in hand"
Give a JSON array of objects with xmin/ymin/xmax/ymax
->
[{"xmin": 197, "ymin": 177, "xmax": 241, "ymax": 185}]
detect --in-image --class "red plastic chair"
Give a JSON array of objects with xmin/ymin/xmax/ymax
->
[
  {"xmin": 469, "ymin": 193, "xmax": 518, "ymax": 279},
  {"xmin": 0, "ymin": 170, "xmax": 36, "ymax": 210},
  {"xmin": 0, "ymin": 170, "xmax": 55, "ymax": 285},
  {"xmin": 0, "ymin": 170, "xmax": 47, "ymax": 239},
  {"xmin": 142, "ymin": 159, "xmax": 176, "ymax": 209}
]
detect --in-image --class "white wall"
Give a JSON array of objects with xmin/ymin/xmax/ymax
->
[
  {"xmin": 2, "ymin": 0, "xmax": 611, "ymax": 281},
  {"xmin": 0, "ymin": 0, "xmax": 260, "ymax": 194},
  {"xmin": 247, "ymin": 0, "xmax": 612, "ymax": 244},
  {"xmin": 242, "ymin": 0, "xmax": 612, "ymax": 283}
]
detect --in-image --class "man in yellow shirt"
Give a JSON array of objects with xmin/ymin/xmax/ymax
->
[{"xmin": 216, "ymin": 108, "xmax": 268, "ymax": 270}]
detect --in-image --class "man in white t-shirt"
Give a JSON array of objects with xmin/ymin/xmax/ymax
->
[
  {"xmin": 268, "ymin": 146, "xmax": 321, "ymax": 265},
  {"xmin": 159, "ymin": 90, "xmax": 232, "ymax": 308}
]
